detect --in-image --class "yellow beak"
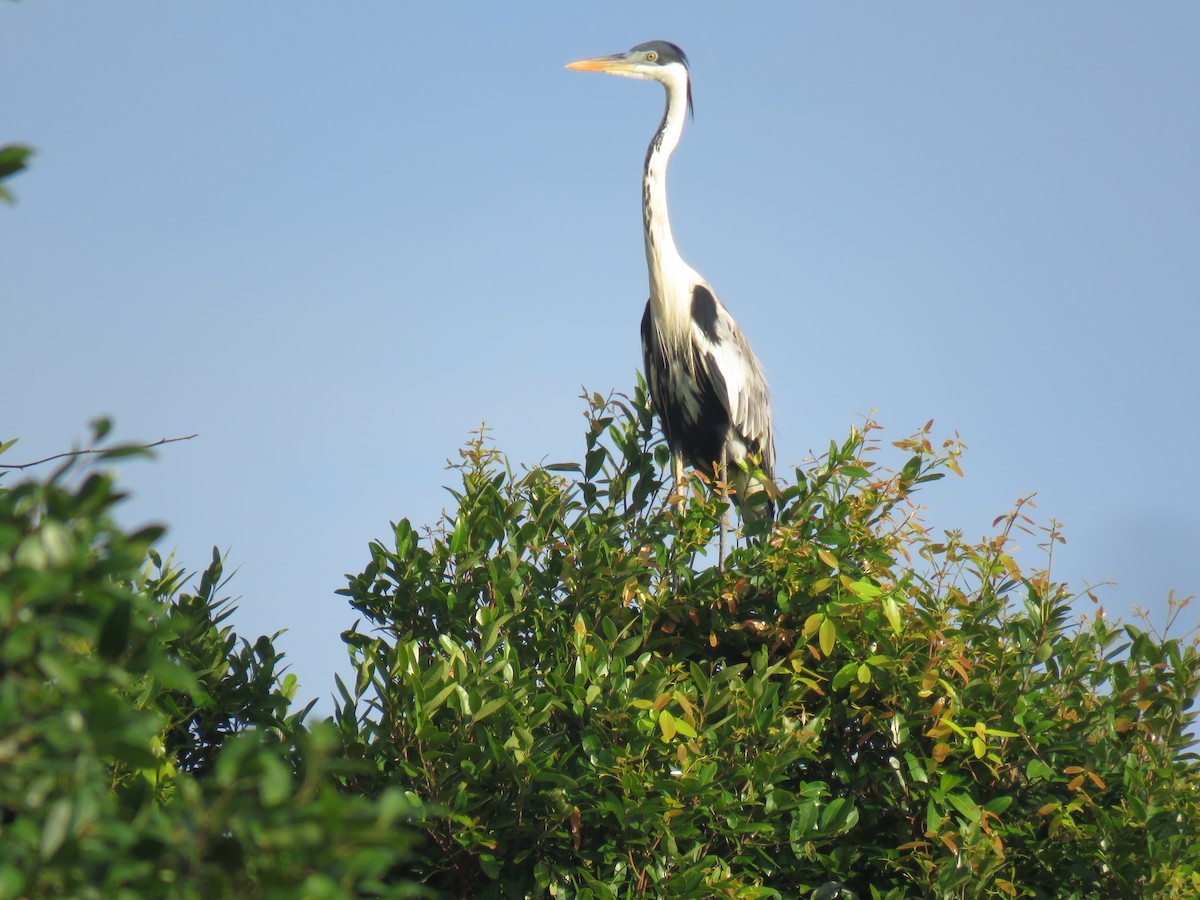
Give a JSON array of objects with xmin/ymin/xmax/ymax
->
[{"xmin": 565, "ymin": 54, "xmax": 636, "ymax": 74}]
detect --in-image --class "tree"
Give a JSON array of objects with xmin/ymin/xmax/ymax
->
[{"xmin": 336, "ymin": 386, "xmax": 1200, "ymax": 898}]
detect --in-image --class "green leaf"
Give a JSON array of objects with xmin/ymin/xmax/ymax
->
[
  {"xmin": 803, "ymin": 613, "xmax": 823, "ymax": 638},
  {"xmin": 450, "ymin": 516, "xmax": 468, "ymax": 553},
  {"xmin": 819, "ymin": 617, "xmax": 837, "ymax": 656},
  {"xmin": 847, "ymin": 579, "xmax": 881, "ymax": 599},
  {"xmin": 984, "ymin": 795, "xmax": 1014, "ymax": 815},
  {"xmin": 819, "ymin": 797, "xmax": 856, "ymax": 834},
  {"xmin": 791, "ymin": 799, "xmax": 819, "ymax": 848},
  {"xmin": 983, "ymin": 726, "xmax": 1019, "ymax": 738},
  {"xmin": 424, "ymin": 683, "xmax": 456, "ymax": 713},
  {"xmin": 472, "ymin": 697, "xmax": 506, "ymax": 723},
  {"xmin": 658, "ymin": 709, "xmax": 677, "ymax": 741},
  {"xmin": 882, "ymin": 596, "xmax": 902, "ymax": 634},
  {"xmin": 96, "ymin": 443, "xmax": 153, "ymax": 461},
  {"xmin": 904, "ymin": 752, "xmax": 929, "ymax": 784},
  {"xmin": 98, "ymin": 598, "xmax": 133, "ymax": 659},
  {"xmin": 0, "ymin": 144, "xmax": 33, "ymax": 178},
  {"xmin": 831, "ymin": 662, "xmax": 859, "ymax": 692},
  {"xmin": 946, "ymin": 792, "xmax": 978, "ymax": 820},
  {"xmin": 40, "ymin": 798, "xmax": 72, "ymax": 859},
  {"xmin": 479, "ymin": 853, "xmax": 501, "ymax": 879},
  {"xmin": 672, "ymin": 716, "xmax": 697, "ymax": 739},
  {"xmin": 1025, "ymin": 758, "xmax": 1055, "ymax": 781},
  {"xmin": 585, "ymin": 446, "xmax": 606, "ymax": 480},
  {"xmin": 258, "ymin": 756, "xmax": 293, "ymax": 807},
  {"xmin": 0, "ymin": 144, "xmax": 33, "ymax": 204},
  {"xmin": 38, "ymin": 520, "xmax": 75, "ymax": 567}
]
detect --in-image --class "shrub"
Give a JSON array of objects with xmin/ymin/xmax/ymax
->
[
  {"xmin": 0, "ymin": 426, "xmax": 422, "ymax": 898},
  {"xmin": 4, "ymin": 395, "xmax": 1196, "ymax": 898},
  {"xmin": 337, "ymin": 386, "xmax": 1200, "ymax": 898}
]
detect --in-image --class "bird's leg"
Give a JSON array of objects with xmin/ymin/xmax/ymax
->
[
  {"xmin": 669, "ymin": 452, "xmax": 687, "ymax": 596},
  {"xmin": 718, "ymin": 446, "xmax": 729, "ymax": 572}
]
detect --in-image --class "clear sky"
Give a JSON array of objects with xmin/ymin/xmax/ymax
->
[{"xmin": 5, "ymin": 3, "xmax": 1198, "ymax": 712}]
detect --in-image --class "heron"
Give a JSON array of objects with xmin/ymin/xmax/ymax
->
[{"xmin": 567, "ymin": 40, "xmax": 778, "ymax": 551}]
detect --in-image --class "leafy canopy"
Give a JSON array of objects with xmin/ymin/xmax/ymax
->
[
  {"xmin": 2, "ymin": 391, "xmax": 1197, "ymax": 898},
  {"xmin": 336, "ymin": 385, "xmax": 1200, "ymax": 898}
]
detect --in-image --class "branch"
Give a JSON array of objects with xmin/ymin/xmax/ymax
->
[{"xmin": 0, "ymin": 433, "xmax": 199, "ymax": 471}]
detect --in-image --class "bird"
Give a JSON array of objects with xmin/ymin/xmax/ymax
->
[{"xmin": 566, "ymin": 41, "xmax": 778, "ymax": 537}]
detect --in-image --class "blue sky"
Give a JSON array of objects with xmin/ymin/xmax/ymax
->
[{"xmin": 5, "ymin": 3, "xmax": 1198, "ymax": 711}]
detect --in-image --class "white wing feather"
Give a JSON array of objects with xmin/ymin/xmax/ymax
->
[{"xmin": 693, "ymin": 297, "xmax": 775, "ymax": 477}]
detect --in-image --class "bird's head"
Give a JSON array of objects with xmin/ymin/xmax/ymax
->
[{"xmin": 566, "ymin": 40, "xmax": 693, "ymax": 115}]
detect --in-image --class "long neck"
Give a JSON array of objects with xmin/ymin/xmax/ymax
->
[{"xmin": 642, "ymin": 72, "xmax": 691, "ymax": 315}]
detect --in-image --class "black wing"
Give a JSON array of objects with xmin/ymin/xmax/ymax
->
[
  {"xmin": 688, "ymin": 285, "xmax": 775, "ymax": 479},
  {"xmin": 641, "ymin": 298, "xmax": 733, "ymax": 473}
]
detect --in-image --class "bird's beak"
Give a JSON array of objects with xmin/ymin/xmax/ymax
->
[{"xmin": 565, "ymin": 53, "xmax": 637, "ymax": 75}]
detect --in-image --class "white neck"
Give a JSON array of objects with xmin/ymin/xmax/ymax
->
[{"xmin": 642, "ymin": 65, "xmax": 697, "ymax": 332}]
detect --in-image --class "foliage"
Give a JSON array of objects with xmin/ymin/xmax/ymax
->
[
  {"xmin": 0, "ymin": 424, "xmax": 422, "ymax": 899},
  {"xmin": 0, "ymin": 144, "xmax": 33, "ymax": 205},
  {"xmin": 337, "ymin": 385, "xmax": 1200, "ymax": 898},
  {"xmin": 3, "ymin": 396, "xmax": 1196, "ymax": 898}
]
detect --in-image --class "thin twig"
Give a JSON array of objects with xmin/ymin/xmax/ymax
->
[{"xmin": 0, "ymin": 434, "xmax": 199, "ymax": 471}]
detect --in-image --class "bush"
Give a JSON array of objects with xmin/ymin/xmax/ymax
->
[
  {"xmin": 4, "ymin": 394, "xmax": 1196, "ymax": 898},
  {"xmin": 336, "ymin": 386, "xmax": 1200, "ymax": 898},
  {"xmin": 0, "ymin": 425, "xmax": 422, "ymax": 898}
]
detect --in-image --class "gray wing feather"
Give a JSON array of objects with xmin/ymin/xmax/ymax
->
[{"xmin": 695, "ymin": 293, "xmax": 775, "ymax": 477}]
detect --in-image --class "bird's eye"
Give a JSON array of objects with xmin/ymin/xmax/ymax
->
[{"xmin": 646, "ymin": 51, "xmax": 658, "ymax": 62}]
